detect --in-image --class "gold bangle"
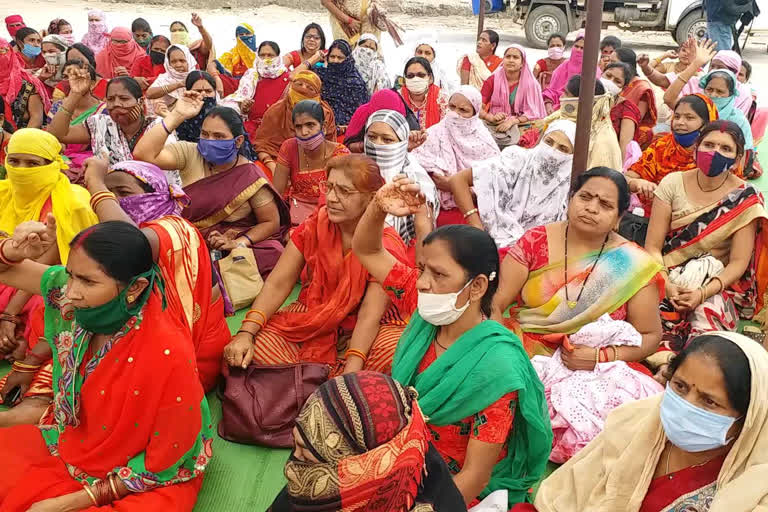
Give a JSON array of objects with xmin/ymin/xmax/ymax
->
[
  {"xmin": 12, "ymin": 361, "xmax": 43, "ymax": 370},
  {"xmin": 594, "ymin": 348, "xmax": 600, "ymax": 367},
  {"xmin": 345, "ymin": 348, "xmax": 368, "ymax": 363},
  {"xmin": 463, "ymin": 208, "xmax": 479, "ymax": 219},
  {"xmin": 611, "ymin": 346, "xmax": 619, "ymax": 362},
  {"xmin": 710, "ymin": 276, "xmax": 725, "ymax": 295},
  {"xmin": 83, "ymin": 484, "xmax": 99, "ymax": 507},
  {"xmin": 241, "ymin": 318, "xmax": 265, "ymax": 328},
  {"xmin": 108, "ymin": 474, "xmax": 120, "ymax": 501},
  {"xmin": 246, "ymin": 309, "xmax": 267, "ymax": 325}
]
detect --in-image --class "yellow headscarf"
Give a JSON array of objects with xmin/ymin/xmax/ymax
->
[
  {"xmin": 1, "ymin": 129, "xmax": 97, "ymax": 263},
  {"xmin": 287, "ymin": 70, "xmax": 323, "ymax": 106},
  {"xmin": 217, "ymin": 23, "xmax": 256, "ymax": 76}
]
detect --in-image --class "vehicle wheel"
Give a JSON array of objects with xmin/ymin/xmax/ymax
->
[
  {"xmin": 675, "ymin": 9, "xmax": 707, "ymax": 44},
  {"xmin": 525, "ymin": 5, "xmax": 568, "ymax": 49}
]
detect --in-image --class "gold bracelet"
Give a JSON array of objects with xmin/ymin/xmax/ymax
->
[
  {"xmin": 108, "ymin": 473, "xmax": 120, "ymax": 501},
  {"xmin": 710, "ymin": 276, "xmax": 725, "ymax": 295},
  {"xmin": 611, "ymin": 346, "xmax": 619, "ymax": 362},
  {"xmin": 83, "ymin": 484, "xmax": 99, "ymax": 507},
  {"xmin": 463, "ymin": 208, "xmax": 479, "ymax": 219},
  {"xmin": 594, "ymin": 347, "xmax": 600, "ymax": 367},
  {"xmin": 246, "ymin": 309, "xmax": 267, "ymax": 325},
  {"xmin": 345, "ymin": 348, "xmax": 368, "ymax": 363}
]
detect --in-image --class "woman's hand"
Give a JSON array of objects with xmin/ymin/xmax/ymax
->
[
  {"xmin": 691, "ymin": 38, "xmax": 717, "ymax": 68},
  {"xmin": 629, "ymin": 178, "xmax": 657, "ymax": 201},
  {"xmin": 374, "ymin": 176, "xmax": 425, "ymax": 217},
  {"xmin": 191, "ymin": 12, "xmax": 204, "ymax": 28},
  {"xmin": 114, "ymin": 66, "xmax": 130, "ymax": 77},
  {"xmin": 545, "ymin": 103, "xmax": 554, "ymax": 115},
  {"xmin": 173, "ymin": 91, "xmax": 205, "ymax": 121},
  {"xmin": 408, "ymin": 130, "xmax": 427, "ymax": 152},
  {"xmin": 663, "ymin": 49, "xmax": 678, "ymax": 61},
  {"xmin": 224, "ymin": 332, "xmax": 256, "ymax": 369},
  {"xmin": 241, "ymin": 98, "xmax": 254, "ymax": 114},
  {"xmin": 0, "ymin": 366, "xmax": 34, "ymax": 404},
  {"xmin": 496, "ymin": 117, "xmax": 518, "ymax": 133},
  {"xmin": 68, "ymin": 67, "xmax": 92, "ymax": 98},
  {"xmin": 345, "ymin": 16, "xmax": 362, "ymax": 34},
  {"xmin": 560, "ymin": 344, "xmax": 598, "ymax": 371},
  {"xmin": 674, "ymin": 288, "xmax": 703, "ymax": 312},
  {"xmin": 342, "ymin": 355, "xmax": 364, "ymax": 374},
  {"xmin": 83, "ymin": 155, "xmax": 110, "ymax": 192},
  {"xmin": 0, "ymin": 321, "xmax": 17, "ymax": 354},
  {"xmin": 430, "ymin": 173, "xmax": 451, "ymax": 192},
  {"xmin": 38, "ymin": 64, "xmax": 57, "ymax": 81},
  {"xmin": 637, "ymin": 53, "xmax": 652, "ymax": 73},
  {"xmin": 207, "ymin": 230, "xmax": 240, "ymax": 251},
  {"xmin": 135, "ymin": 76, "xmax": 150, "ymax": 90},
  {"xmin": 4, "ymin": 215, "xmax": 58, "ymax": 263}
]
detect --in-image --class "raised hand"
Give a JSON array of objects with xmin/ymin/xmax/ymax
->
[
  {"xmin": 692, "ymin": 38, "xmax": 717, "ymax": 67},
  {"xmin": 407, "ymin": 130, "xmax": 427, "ymax": 152},
  {"xmin": 83, "ymin": 154, "xmax": 111, "ymax": 192},
  {"xmin": 68, "ymin": 67, "xmax": 92, "ymax": 98},
  {"xmin": 374, "ymin": 176, "xmax": 425, "ymax": 217},
  {"xmin": 174, "ymin": 90, "xmax": 205, "ymax": 120},
  {"xmin": 191, "ymin": 12, "xmax": 204, "ymax": 28},
  {"xmin": 5, "ymin": 215, "xmax": 58, "ymax": 262}
]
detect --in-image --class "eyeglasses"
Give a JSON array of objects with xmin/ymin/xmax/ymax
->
[
  {"xmin": 406, "ymin": 72, "xmax": 428, "ymax": 79},
  {"xmin": 319, "ymin": 181, "xmax": 360, "ymax": 199},
  {"xmin": 304, "ymin": 34, "xmax": 322, "ymax": 41}
]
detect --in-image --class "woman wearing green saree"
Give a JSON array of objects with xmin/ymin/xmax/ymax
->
[{"xmin": 352, "ymin": 177, "xmax": 551, "ymax": 508}]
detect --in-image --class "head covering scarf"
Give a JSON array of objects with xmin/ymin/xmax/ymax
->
[
  {"xmin": 534, "ymin": 331, "xmax": 768, "ymax": 512},
  {"xmin": 80, "ymin": 9, "xmax": 109, "ymax": 55},
  {"xmin": 0, "ymin": 129, "xmax": 97, "ymax": 262},
  {"xmin": 42, "ymin": 34, "xmax": 69, "ymax": 52},
  {"xmin": 542, "ymin": 30, "xmax": 602, "ymax": 110},
  {"xmin": 5, "ymin": 15, "xmax": 25, "ymax": 38},
  {"xmin": 412, "ymin": 85, "xmax": 500, "ymax": 209},
  {"xmin": 345, "ymin": 89, "xmax": 407, "ymax": 143},
  {"xmin": 491, "ymin": 45, "xmax": 547, "ymax": 119},
  {"xmin": 151, "ymin": 45, "xmax": 198, "ymax": 100},
  {"xmin": 255, "ymin": 55, "xmax": 288, "ymax": 79},
  {"xmin": 288, "ymin": 70, "xmax": 322, "ymax": 106},
  {"xmin": 713, "ymin": 50, "xmax": 742, "ymax": 74},
  {"xmin": 217, "ymin": 23, "xmax": 256, "ymax": 77},
  {"xmin": 351, "ymin": 34, "xmax": 391, "ymax": 96},
  {"xmin": 316, "ymin": 39, "xmax": 370, "ymax": 126},
  {"xmin": 95, "ymin": 27, "xmax": 147, "ymax": 78},
  {"xmin": 700, "ymin": 69, "xmax": 754, "ymax": 149},
  {"xmin": 109, "ymin": 160, "xmax": 190, "ymax": 225},
  {"xmin": 0, "ymin": 38, "xmax": 51, "ymax": 116},
  {"xmin": 413, "ymin": 34, "xmax": 454, "ymax": 93},
  {"xmin": 269, "ymin": 372, "xmax": 466, "ymax": 512},
  {"xmin": 473, "ymin": 119, "xmax": 577, "ymax": 247}
]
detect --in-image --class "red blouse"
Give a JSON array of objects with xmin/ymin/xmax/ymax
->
[{"xmin": 130, "ymin": 55, "xmax": 165, "ymax": 84}]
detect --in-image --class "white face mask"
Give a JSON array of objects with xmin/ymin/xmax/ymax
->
[
  {"xmin": 405, "ymin": 76, "xmax": 430, "ymax": 94},
  {"xmin": 600, "ymin": 77, "xmax": 621, "ymax": 96},
  {"xmin": 417, "ymin": 280, "xmax": 472, "ymax": 326},
  {"xmin": 44, "ymin": 52, "xmax": 64, "ymax": 67}
]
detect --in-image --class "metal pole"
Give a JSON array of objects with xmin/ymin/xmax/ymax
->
[
  {"xmin": 477, "ymin": 0, "xmax": 486, "ymax": 39},
  {"xmin": 571, "ymin": 0, "xmax": 605, "ymax": 184}
]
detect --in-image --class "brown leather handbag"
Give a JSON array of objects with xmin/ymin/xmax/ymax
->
[{"xmin": 217, "ymin": 361, "xmax": 330, "ymax": 448}]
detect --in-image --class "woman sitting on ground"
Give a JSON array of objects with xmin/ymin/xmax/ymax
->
[
  {"xmin": 283, "ymin": 23, "xmax": 326, "ymax": 71},
  {"xmin": 458, "ymin": 29, "xmax": 501, "ymax": 89},
  {"xmin": 449, "ymin": 120, "xmax": 575, "ymax": 248},
  {"xmin": 398, "ymin": 57, "xmax": 449, "ymax": 131},
  {"xmin": 644, "ymin": 120, "xmax": 768, "ymax": 353},
  {"xmin": 130, "ymin": 35, "xmax": 171, "ymax": 90},
  {"xmin": 253, "ymin": 71, "xmax": 336, "ymax": 174},
  {"xmin": 352, "ymin": 179, "xmax": 551, "ymax": 508},
  {"xmin": 351, "ymin": 33, "xmax": 391, "ymax": 96},
  {"xmin": 223, "ymin": 154, "xmax": 410, "ymax": 376},
  {"xmin": 542, "ymin": 31, "xmax": 600, "ymax": 114},
  {"xmin": 627, "ymin": 93, "xmax": 718, "ymax": 214},
  {"xmin": 169, "ymin": 16, "xmax": 213, "ymax": 74},
  {"xmin": 611, "ymin": 49, "xmax": 657, "ymax": 150},
  {"xmin": 82, "ymin": 157, "xmax": 230, "ymax": 392},
  {"xmin": 52, "ymin": 43, "xmax": 108, "ymax": 102},
  {"xmin": 133, "ymin": 96, "xmax": 290, "ymax": 281},
  {"xmin": 412, "ymin": 85, "xmax": 499, "ymax": 227},
  {"xmin": 343, "ymin": 88, "xmax": 420, "ymax": 153},
  {"xmin": 273, "ymin": 100, "xmax": 351, "ymax": 225},
  {"xmin": 0, "ymin": 37, "xmax": 47, "ymax": 129},
  {"xmin": 481, "ymin": 45, "xmax": 546, "ymax": 148},
  {"xmin": 533, "ymin": 33, "xmax": 566, "ymax": 89},
  {"xmin": 522, "ymin": 332, "xmax": 768, "ymax": 512},
  {"xmin": 94, "ymin": 27, "xmax": 147, "ymax": 79},
  {"xmin": 491, "ymin": 167, "xmax": 663, "ymax": 362},
  {"xmin": 267, "ymin": 372, "xmax": 467, "ymax": 511},
  {"xmin": 145, "ymin": 45, "xmax": 198, "ymax": 111},
  {"xmin": 174, "ymin": 71, "xmax": 221, "ymax": 143},
  {"xmin": 0, "ymin": 220, "xmax": 212, "ymax": 511},
  {"xmin": 215, "ymin": 23, "xmax": 256, "ymax": 81},
  {"xmin": 0, "ymin": 129, "xmax": 97, "ymax": 427},
  {"xmin": 13, "ymin": 27, "xmax": 44, "ymax": 71},
  {"xmin": 314, "ymin": 39, "xmax": 370, "ymax": 129}
]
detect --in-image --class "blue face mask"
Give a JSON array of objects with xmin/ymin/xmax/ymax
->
[
  {"xmin": 197, "ymin": 138, "xmax": 239, "ymax": 165},
  {"xmin": 660, "ymin": 384, "xmax": 740, "ymax": 452},
  {"xmin": 239, "ymin": 34, "xmax": 257, "ymax": 51},
  {"xmin": 673, "ymin": 130, "xmax": 700, "ymax": 147},
  {"xmin": 22, "ymin": 43, "xmax": 41, "ymax": 58}
]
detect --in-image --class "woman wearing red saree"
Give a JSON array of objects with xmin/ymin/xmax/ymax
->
[
  {"xmin": 0, "ymin": 219, "xmax": 212, "ymax": 511},
  {"xmin": 224, "ymin": 154, "xmax": 409, "ymax": 376},
  {"xmin": 399, "ymin": 57, "xmax": 448, "ymax": 131},
  {"xmin": 610, "ymin": 49, "xmax": 658, "ymax": 149},
  {"xmin": 83, "ymin": 158, "xmax": 230, "ymax": 392}
]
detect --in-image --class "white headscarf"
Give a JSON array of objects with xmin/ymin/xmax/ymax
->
[
  {"xmin": 352, "ymin": 33, "xmax": 391, "ymax": 96},
  {"xmin": 151, "ymin": 45, "xmax": 199, "ymax": 100},
  {"xmin": 472, "ymin": 119, "xmax": 577, "ymax": 248},
  {"xmin": 410, "ymin": 34, "xmax": 455, "ymax": 94}
]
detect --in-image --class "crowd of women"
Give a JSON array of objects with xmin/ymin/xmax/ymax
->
[{"xmin": 1, "ymin": 7, "xmax": 768, "ymax": 512}]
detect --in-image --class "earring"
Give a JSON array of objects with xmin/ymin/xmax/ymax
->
[{"xmin": 127, "ymin": 295, "xmax": 135, "ymax": 303}]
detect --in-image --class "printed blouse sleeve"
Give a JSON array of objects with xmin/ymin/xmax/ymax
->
[
  {"xmin": 276, "ymin": 138, "xmax": 297, "ymax": 168},
  {"xmin": 382, "ymin": 260, "xmax": 419, "ymax": 316},
  {"xmin": 471, "ymin": 391, "xmax": 517, "ymax": 444},
  {"xmin": 506, "ymin": 226, "xmax": 548, "ymax": 270}
]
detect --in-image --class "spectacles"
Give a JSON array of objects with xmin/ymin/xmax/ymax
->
[
  {"xmin": 319, "ymin": 181, "xmax": 360, "ymax": 199},
  {"xmin": 406, "ymin": 72, "xmax": 428, "ymax": 79},
  {"xmin": 304, "ymin": 34, "xmax": 322, "ymax": 41}
]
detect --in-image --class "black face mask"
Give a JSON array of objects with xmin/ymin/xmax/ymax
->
[{"xmin": 150, "ymin": 50, "xmax": 165, "ymax": 65}]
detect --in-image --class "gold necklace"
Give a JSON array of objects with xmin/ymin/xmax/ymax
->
[
  {"xmin": 300, "ymin": 143, "xmax": 329, "ymax": 171},
  {"xmin": 696, "ymin": 171, "xmax": 730, "ymax": 193}
]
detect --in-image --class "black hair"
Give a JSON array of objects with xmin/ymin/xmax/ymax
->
[
  {"xmin": 675, "ymin": 94, "xmax": 711, "ymax": 124},
  {"xmin": 70, "ymin": 222, "xmax": 153, "ymax": 285},
  {"xmin": 600, "ymin": 35, "xmax": 622, "ymax": 50},
  {"xmin": 565, "ymin": 74, "xmax": 605, "ymax": 97},
  {"xmin": 204, "ymin": 106, "xmax": 255, "ymax": 158},
  {"xmin": 483, "ymin": 29, "xmax": 500, "ymax": 54},
  {"xmin": 170, "ymin": 21, "xmax": 188, "ymax": 32},
  {"xmin": 66, "ymin": 43, "xmax": 97, "ymax": 71},
  {"xmin": 15, "ymin": 27, "xmax": 39, "ymax": 44},
  {"xmin": 741, "ymin": 60, "xmax": 752, "ymax": 81},
  {"xmin": 111, "ymin": 168, "xmax": 155, "ymax": 193},
  {"xmin": 329, "ymin": 39, "xmax": 352, "ymax": 57},
  {"xmin": 185, "ymin": 70, "xmax": 216, "ymax": 91},
  {"xmin": 604, "ymin": 62, "xmax": 635, "ymax": 86},
  {"xmin": 615, "ymin": 47, "xmax": 637, "ymax": 75},
  {"xmin": 258, "ymin": 40, "xmax": 280, "ymax": 56},
  {"xmin": 292, "ymin": 99, "xmax": 325, "ymax": 124},
  {"xmin": 423, "ymin": 225, "xmax": 499, "ymax": 317},
  {"xmin": 706, "ymin": 70, "xmax": 736, "ymax": 96},
  {"xmin": 107, "ymin": 77, "xmax": 143, "ymax": 100},
  {"xmin": 547, "ymin": 33, "xmax": 566, "ymax": 46},
  {"xmin": 64, "ymin": 58, "xmax": 97, "ymax": 81},
  {"xmin": 571, "ymin": 166, "xmax": 631, "ymax": 214},
  {"xmin": 167, "ymin": 45, "xmax": 186, "ymax": 59},
  {"xmin": 698, "ymin": 120, "xmax": 746, "ymax": 159},
  {"xmin": 131, "ymin": 17, "xmax": 152, "ymax": 33},
  {"xmin": 301, "ymin": 23, "xmax": 326, "ymax": 53},
  {"xmin": 668, "ymin": 334, "xmax": 752, "ymax": 417},
  {"xmin": 47, "ymin": 18, "xmax": 71, "ymax": 34},
  {"xmin": 404, "ymin": 56, "xmax": 434, "ymax": 80}
]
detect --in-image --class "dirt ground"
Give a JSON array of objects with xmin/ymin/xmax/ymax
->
[{"xmin": 5, "ymin": 0, "xmax": 768, "ymax": 96}]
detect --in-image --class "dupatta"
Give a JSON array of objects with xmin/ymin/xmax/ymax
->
[
  {"xmin": 490, "ymin": 45, "xmax": 546, "ymax": 119},
  {"xmin": 391, "ymin": 314, "xmax": 552, "ymax": 507},
  {"xmin": 401, "ymin": 83, "xmax": 443, "ymax": 128}
]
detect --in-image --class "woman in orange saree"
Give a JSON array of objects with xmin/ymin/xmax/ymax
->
[
  {"xmin": 0, "ymin": 220, "xmax": 212, "ymax": 511},
  {"xmin": 224, "ymin": 154, "xmax": 409, "ymax": 376}
]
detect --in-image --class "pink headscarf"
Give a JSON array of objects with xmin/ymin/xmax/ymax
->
[
  {"xmin": 95, "ymin": 27, "xmax": 148, "ymax": 78},
  {"xmin": 80, "ymin": 9, "xmax": 109, "ymax": 55},
  {"xmin": 345, "ymin": 89, "xmax": 407, "ymax": 142},
  {"xmin": 4, "ymin": 15, "xmax": 25, "ymax": 38},
  {"xmin": 713, "ymin": 50, "xmax": 742, "ymax": 74},
  {"xmin": 412, "ymin": 85, "xmax": 500, "ymax": 209},
  {"xmin": 542, "ymin": 30, "xmax": 601, "ymax": 109},
  {"xmin": 0, "ymin": 38, "xmax": 50, "ymax": 117},
  {"xmin": 490, "ymin": 44, "xmax": 546, "ymax": 119}
]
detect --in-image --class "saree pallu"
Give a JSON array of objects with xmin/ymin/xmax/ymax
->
[
  {"xmin": 253, "ymin": 98, "xmax": 337, "ymax": 160},
  {"xmin": 256, "ymin": 207, "xmax": 407, "ymax": 365},
  {"xmin": 182, "ymin": 162, "xmax": 291, "ymax": 279},
  {"xmin": 143, "ymin": 216, "xmax": 231, "ymax": 392},
  {"xmin": 514, "ymin": 241, "xmax": 663, "ymax": 357},
  {"xmin": 621, "ymin": 79, "xmax": 658, "ymax": 149},
  {"xmin": 47, "ymin": 101, "xmax": 106, "ymax": 184},
  {"xmin": 661, "ymin": 185, "xmax": 768, "ymax": 346}
]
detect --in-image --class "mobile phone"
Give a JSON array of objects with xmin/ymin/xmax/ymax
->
[{"xmin": 4, "ymin": 386, "xmax": 21, "ymax": 404}]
